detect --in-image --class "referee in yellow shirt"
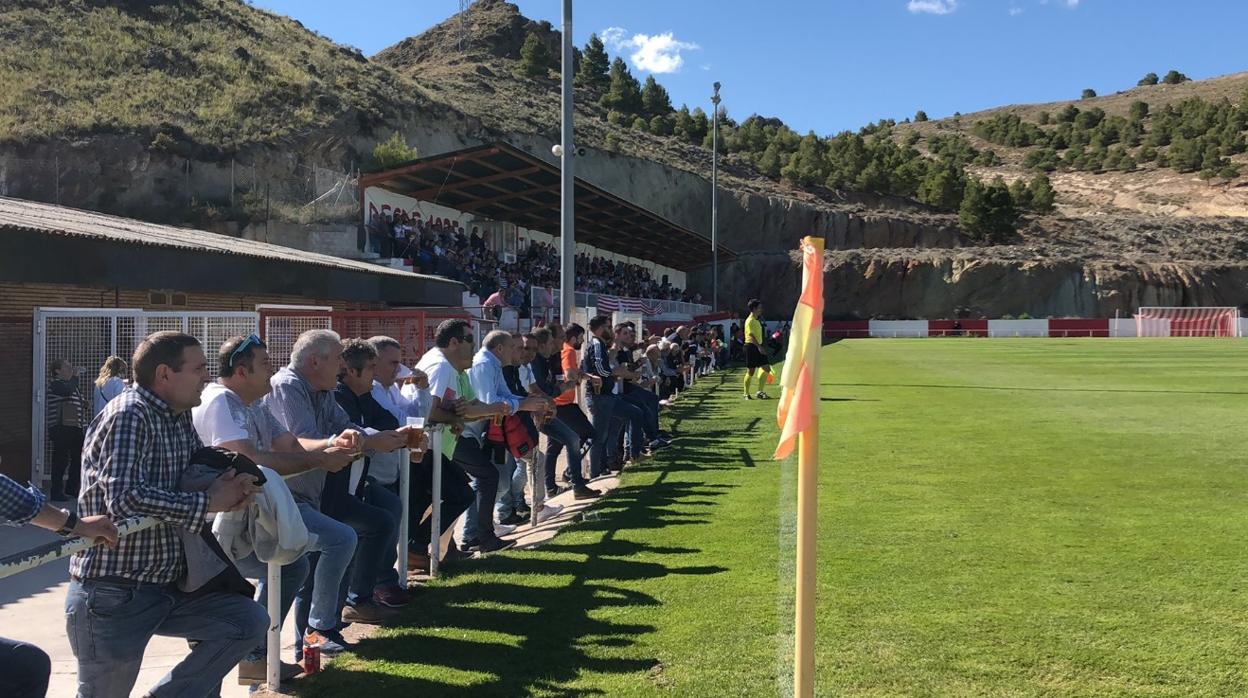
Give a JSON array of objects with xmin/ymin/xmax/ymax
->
[{"xmin": 743, "ymin": 298, "xmax": 770, "ymax": 399}]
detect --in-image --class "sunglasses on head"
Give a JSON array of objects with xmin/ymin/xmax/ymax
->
[{"xmin": 228, "ymin": 334, "xmax": 264, "ymax": 369}]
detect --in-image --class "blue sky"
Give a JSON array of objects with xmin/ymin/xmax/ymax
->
[{"xmin": 253, "ymin": 0, "xmax": 1248, "ymax": 135}]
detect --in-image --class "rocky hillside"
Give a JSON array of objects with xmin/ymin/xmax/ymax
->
[{"xmin": 0, "ymin": 0, "xmax": 1245, "ymax": 318}]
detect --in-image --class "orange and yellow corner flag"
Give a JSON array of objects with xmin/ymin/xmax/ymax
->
[{"xmin": 774, "ymin": 235, "xmax": 825, "ymax": 460}]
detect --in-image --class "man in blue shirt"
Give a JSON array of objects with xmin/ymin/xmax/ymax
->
[{"xmin": 462, "ymin": 330, "xmax": 551, "ymax": 547}]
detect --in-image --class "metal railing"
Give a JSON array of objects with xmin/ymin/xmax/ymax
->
[{"xmin": 529, "ymin": 287, "xmax": 711, "ymax": 320}]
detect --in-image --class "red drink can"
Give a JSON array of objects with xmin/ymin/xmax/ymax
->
[{"xmin": 304, "ymin": 644, "xmax": 321, "ymax": 674}]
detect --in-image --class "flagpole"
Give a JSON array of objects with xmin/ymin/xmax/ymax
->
[
  {"xmin": 774, "ymin": 235, "xmax": 823, "ymax": 698},
  {"xmin": 795, "ymin": 421, "xmax": 817, "ymax": 698}
]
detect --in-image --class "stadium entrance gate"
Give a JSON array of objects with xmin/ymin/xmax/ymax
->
[{"xmin": 31, "ymin": 308, "xmax": 259, "ymax": 487}]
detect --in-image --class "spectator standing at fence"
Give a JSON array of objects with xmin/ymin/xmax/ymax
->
[
  {"xmin": 93, "ymin": 356, "xmax": 128, "ymax": 418},
  {"xmin": 604, "ymin": 326, "xmax": 651, "ymax": 470},
  {"xmin": 192, "ymin": 334, "xmax": 360, "ymax": 681},
  {"xmin": 582, "ymin": 316, "xmax": 635, "ymax": 478},
  {"xmin": 463, "ymin": 331, "xmax": 550, "ymax": 545},
  {"xmin": 67, "ymin": 331, "xmax": 267, "ymax": 698},
  {"xmin": 370, "ymin": 336, "xmax": 473, "ymax": 572},
  {"xmin": 531, "ymin": 327, "xmax": 598, "ymax": 499},
  {"xmin": 415, "ymin": 319, "xmax": 515, "ymax": 554},
  {"xmin": 46, "ymin": 359, "xmax": 87, "ymax": 501},
  {"xmin": 332, "ymin": 339, "xmax": 413, "ymax": 609},
  {"xmin": 494, "ymin": 335, "xmax": 532, "ymax": 525},
  {"xmin": 3, "ymin": 473, "xmax": 117, "ymax": 698},
  {"xmin": 263, "ymin": 330, "xmax": 410, "ymax": 647},
  {"xmin": 615, "ymin": 324, "xmax": 670, "ymax": 452}
]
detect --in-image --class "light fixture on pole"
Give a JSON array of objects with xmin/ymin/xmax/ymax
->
[
  {"xmin": 710, "ymin": 81, "xmax": 721, "ymax": 312},
  {"xmin": 558, "ymin": 0, "xmax": 575, "ymax": 324}
]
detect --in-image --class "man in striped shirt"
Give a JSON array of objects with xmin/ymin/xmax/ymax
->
[{"xmin": 66, "ymin": 331, "xmax": 266, "ymax": 698}]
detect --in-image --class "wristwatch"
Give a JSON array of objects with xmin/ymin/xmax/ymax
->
[{"xmin": 56, "ymin": 510, "xmax": 79, "ymax": 537}]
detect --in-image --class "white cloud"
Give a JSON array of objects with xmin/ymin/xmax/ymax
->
[
  {"xmin": 601, "ymin": 27, "xmax": 700, "ymax": 74},
  {"xmin": 600, "ymin": 26, "xmax": 627, "ymax": 49},
  {"xmin": 1009, "ymin": 5, "xmax": 1024, "ymax": 15},
  {"xmin": 907, "ymin": 0, "xmax": 958, "ymax": 14}
]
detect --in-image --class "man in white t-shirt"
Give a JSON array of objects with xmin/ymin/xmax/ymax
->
[
  {"xmin": 192, "ymin": 334, "xmax": 363, "ymax": 668},
  {"xmin": 415, "ymin": 319, "xmax": 515, "ymax": 554}
]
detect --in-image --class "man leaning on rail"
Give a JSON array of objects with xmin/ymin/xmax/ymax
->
[{"xmin": 66, "ymin": 331, "xmax": 266, "ymax": 698}]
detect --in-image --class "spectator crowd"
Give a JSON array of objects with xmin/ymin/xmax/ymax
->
[
  {"xmin": 366, "ymin": 213, "xmax": 703, "ymax": 315},
  {"xmin": 3, "ymin": 315, "xmax": 734, "ymax": 696}
]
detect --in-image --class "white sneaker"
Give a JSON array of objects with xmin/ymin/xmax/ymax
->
[
  {"xmin": 535, "ymin": 504, "xmax": 564, "ymax": 523},
  {"xmin": 494, "ymin": 523, "xmax": 517, "ymax": 537}
]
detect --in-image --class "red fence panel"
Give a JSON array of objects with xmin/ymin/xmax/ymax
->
[
  {"xmin": 823, "ymin": 320, "xmax": 869, "ymax": 339},
  {"xmin": 1048, "ymin": 318, "xmax": 1109, "ymax": 338}
]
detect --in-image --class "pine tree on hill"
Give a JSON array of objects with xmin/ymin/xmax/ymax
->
[
  {"xmin": 370, "ymin": 131, "xmax": 419, "ymax": 170},
  {"xmin": 1162, "ymin": 70, "xmax": 1190, "ymax": 85},
  {"xmin": 917, "ymin": 158, "xmax": 966, "ymax": 211},
  {"xmin": 672, "ymin": 105, "xmax": 693, "ymax": 140},
  {"xmin": 641, "ymin": 75, "xmax": 674, "ymax": 118},
  {"xmin": 959, "ymin": 177, "xmax": 1018, "ymax": 243},
  {"xmin": 1138, "ymin": 72, "xmax": 1160, "ymax": 86},
  {"xmin": 755, "ymin": 141, "xmax": 785, "ymax": 178},
  {"xmin": 780, "ymin": 131, "xmax": 827, "ymax": 187},
  {"xmin": 1028, "ymin": 174, "xmax": 1056, "ymax": 213},
  {"xmin": 600, "ymin": 57, "xmax": 643, "ymax": 114},
  {"xmin": 576, "ymin": 34, "xmax": 610, "ymax": 90},
  {"xmin": 519, "ymin": 33, "xmax": 552, "ymax": 78},
  {"xmin": 688, "ymin": 107, "xmax": 710, "ymax": 145}
]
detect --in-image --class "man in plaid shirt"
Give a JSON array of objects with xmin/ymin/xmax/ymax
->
[{"xmin": 66, "ymin": 332, "xmax": 265, "ymax": 698}]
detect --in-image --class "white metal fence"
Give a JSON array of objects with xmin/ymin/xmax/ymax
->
[
  {"xmin": 31, "ymin": 309, "xmax": 259, "ymax": 487},
  {"xmin": 530, "ymin": 287, "xmax": 711, "ymax": 322}
]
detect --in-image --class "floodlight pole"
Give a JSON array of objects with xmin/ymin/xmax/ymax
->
[
  {"xmin": 711, "ymin": 82, "xmax": 721, "ymax": 312},
  {"xmin": 559, "ymin": 0, "xmax": 576, "ymax": 324}
]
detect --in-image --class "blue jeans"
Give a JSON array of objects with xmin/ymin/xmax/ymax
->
[
  {"xmin": 292, "ymin": 502, "xmax": 358, "ymax": 636},
  {"xmin": 584, "ymin": 391, "xmax": 617, "ymax": 478},
  {"xmin": 543, "ymin": 415, "xmax": 587, "ymax": 489},
  {"xmin": 461, "ymin": 471, "xmax": 499, "ymax": 544},
  {"xmin": 65, "ymin": 579, "xmax": 267, "ymax": 698},
  {"xmin": 234, "ymin": 553, "xmax": 309, "ymax": 661},
  {"xmin": 608, "ymin": 396, "xmax": 646, "ymax": 463},
  {"xmin": 623, "ymin": 387, "xmax": 660, "ymax": 440},
  {"xmin": 494, "ymin": 454, "xmax": 528, "ymax": 520},
  {"xmin": 0, "ymin": 636, "xmax": 50, "ymax": 697},
  {"xmin": 363, "ymin": 478, "xmax": 405, "ymax": 589},
  {"xmin": 333, "ymin": 478, "xmax": 400, "ymax": 606}
]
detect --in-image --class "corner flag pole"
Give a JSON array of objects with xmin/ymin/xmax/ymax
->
[
  {"xmin": 773, "ymin": 235, "xmax": 824, "ymax": 698},
  {"xmin": 795, "ymin": 414, "xmax": 817, "ymax": 697}
]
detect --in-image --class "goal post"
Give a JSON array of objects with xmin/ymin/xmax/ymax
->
[{"xmin": 1134, "ymin": 306, "xmax": 1241, "ymax": 337}]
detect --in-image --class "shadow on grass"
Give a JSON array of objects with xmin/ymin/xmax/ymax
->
[{"xmin": 292, "ymin": 375, "xmax": 740, "ymax": 697}]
